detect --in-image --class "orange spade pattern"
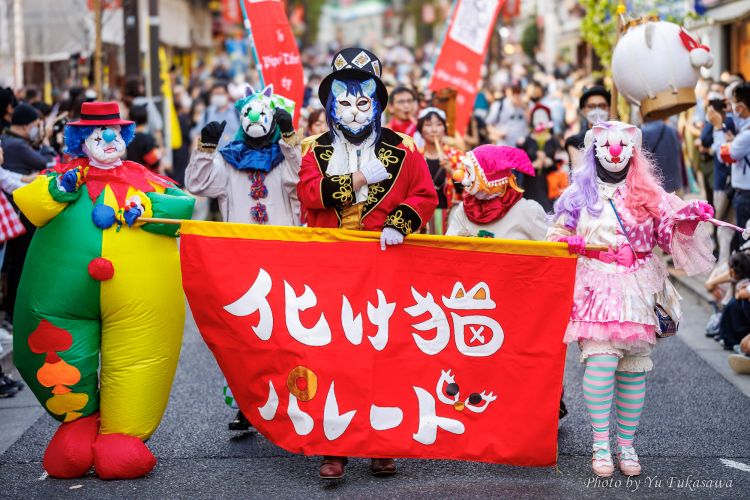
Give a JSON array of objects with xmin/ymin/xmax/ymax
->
[{"xmin": 28, "ymin": 320, "xmax": 89, "ymax": 422}]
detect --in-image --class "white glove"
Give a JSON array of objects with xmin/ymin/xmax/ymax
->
[
  {"xmin": 360, "ymin": 158, "xmax": 389, "ymax": 185},
  {"xmin": 380, "ymin": 227, "xmax": 404, "ymax": 251}
]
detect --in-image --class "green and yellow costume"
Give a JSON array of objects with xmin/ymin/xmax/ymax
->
[{"xmin": 13, "ymin": 159, "xmax": 194, "ymax": 478}]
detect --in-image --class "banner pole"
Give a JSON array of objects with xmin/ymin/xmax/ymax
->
[
  {"xmin": 139, "ymin": 216, "xmax": 613, "ymax": 252},
  {"xmin": 140, "ymin": 217, "xmax": 183, "ymax": 225},
  {"xmin": 238, "ymin": 0, "xmax": 265, "ymax": 88}
]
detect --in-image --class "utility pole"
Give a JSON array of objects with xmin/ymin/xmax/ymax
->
[
  {"xmin": 148, "ymin": 0, "xmax": 162, "ymax": 100},
  {"xmin": 122, "ymin": 0, "xmax": 141, "ymax": 79},
  {"xmin": 93, "ymin": 0, "xmax": 103, "ymax": 96}
]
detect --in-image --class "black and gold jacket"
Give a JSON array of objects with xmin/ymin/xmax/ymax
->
[{"xmin": 297, "ymin": 128, "xmax": 438, "ymax": 235}]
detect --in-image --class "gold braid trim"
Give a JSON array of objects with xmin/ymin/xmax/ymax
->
[
  {"xmin": 367, "ymin": 184, "xmax": 385, "ymax": 205},
  {"xmin": 378, "ymin": 148, "xmax": 399, "ymax": 168},
  {"xmin": 329, "ymin": 175, "xmax": 354, "ymax": 205},
  {"xmin": 384, "ymin": 209, "xmax": 414, "ymax": 235}
]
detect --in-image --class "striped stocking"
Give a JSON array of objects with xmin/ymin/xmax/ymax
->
[
  {"xmin": 615, "ymin": 371, "xmax": 646, "ymax": 450},
  {"xmin": 582, "ymin": 354, "xmax": 619, "ymax": 446}
]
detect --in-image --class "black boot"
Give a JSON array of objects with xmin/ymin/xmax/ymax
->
[
  {"xmin": 228, "ymin": 410, "xmax": 254, "ymax": 431},
  {"xmin": 557, "ymin": 389, "xmax": 568, "ymax": 420}
]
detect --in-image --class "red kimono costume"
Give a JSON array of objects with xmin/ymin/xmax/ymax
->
[{"xmin": 298, "ymin": 128, "xmax": 437, "ymax": 234}]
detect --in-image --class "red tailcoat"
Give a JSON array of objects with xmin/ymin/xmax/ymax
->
[{"xmin": 298, "ymin": 128, "xmax": 437, "ymax": 235}]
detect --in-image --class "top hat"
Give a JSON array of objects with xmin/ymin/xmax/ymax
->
[
  {"xmin": 68, "ymin": 101, "xmax": 133, "ymax": 127},
  {"xmin": 318, "ymin": 48, "xmax": 388, "ymax": 106}
]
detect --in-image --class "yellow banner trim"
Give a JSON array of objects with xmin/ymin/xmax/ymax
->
[{"xmin": 180, "ymin": 220, "xmax": 576, "ymax": 259}]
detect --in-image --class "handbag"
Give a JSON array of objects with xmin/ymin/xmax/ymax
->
[{"xmin": 608, "ymin": 199, "xmax": 678, "ymax": 338}]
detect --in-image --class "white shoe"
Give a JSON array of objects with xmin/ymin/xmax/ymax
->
[
  {"xmin": 617, "ymin": 445, "xmax": 642, "ymax": 476},
  {"xmin": 0, "ymin": 327, "xmax": 12, "ymax": 341},
  {"xmin": 592, "ymin": 442, "xmax": 614, "ymax": 478}
]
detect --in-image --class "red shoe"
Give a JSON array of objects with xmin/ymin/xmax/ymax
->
[
  {"xmin": 43, "ymin": 413, "xmax": 100, "ymax": 478},
  {"xmin": 319, "ymin": 456, "xmax": 347, "ymax": 479},
  {"xmin": 92, "ymin": 433, "xmax": 156, "ymax": 479}
]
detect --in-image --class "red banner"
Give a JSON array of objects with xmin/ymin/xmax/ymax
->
[
  {"xmin": 223, "ymin": 0, "xmax": 243, "ymax": 25},
  {"xmin": 180, "ymin": 222, "xmax": 576, "ymax": 466},
  {"xmin": 429, "ymin": 0, "xmax": 504, "ymax": 136},
  {"xmin": 242, "ymin": 0, "xmax": 304, "ymax": 126}
]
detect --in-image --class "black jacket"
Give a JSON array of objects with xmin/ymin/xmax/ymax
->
[{"xmin": 0, "ymin": 132, "xmax": 56, "ymax": 175}]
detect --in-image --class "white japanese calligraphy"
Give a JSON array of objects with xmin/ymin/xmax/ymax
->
[
  {"xmin": 441, "ymin": 282, "xmax": 496, "ymax": 310},
  {"xmin": 341, "ymin": 296, "xmax": 363, "ymax": 345},
  {"xmin": 367, "ymin": 289, "xmax": 396, "ymax": 351},
  {"xmin": 258, "ymin": 380, "xmax": 279, "ymax": 420},
  {"xmin": 369, "ymin": 405, "xmax": 403, "ymax": 431},
  {"xmin": 412, "ymin": 387, "xmax": 465, "ymax": 445},
  {"xmin": 405, "ymin": 287, "xmax": 450, "ymax": 355},
  {"xmin": 323, "ymin": 381, "xmax": 357, "ymax": 441},
  {"xmin": 287, "ymin": 394, "xmax": 314, "ymax": 436},
  {"xmin": 224, "ymin": 268, "xmax": 273, "ymax": 340},
  {"xmin": 451, "ymin": 313, "xmax": 504, "ymax": 357},
  {"xmin": 284, "ymin": 281, "xmax": 332, "ymax": 346}
]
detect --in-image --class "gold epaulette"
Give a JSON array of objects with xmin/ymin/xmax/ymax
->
[
  {"xmin": 395, "ymin": 132, "xmax": 416, "ymax": 152},
  {"xmin": 301, "ymin": 133, "xmax": 325, "ymax": 157}
]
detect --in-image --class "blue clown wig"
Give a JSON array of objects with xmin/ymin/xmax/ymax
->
[
  {"xmin": 64, "ymin": 124, "xmax": 135, "ymax": 158},
  {"xmin": 325, "ymin": 79, "xmax": 382, "ymax": 143}
]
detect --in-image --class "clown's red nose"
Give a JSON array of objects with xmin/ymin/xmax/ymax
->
[{"xmin": 609, "ymin": 144, "xmax": 623, "ymax": 157}]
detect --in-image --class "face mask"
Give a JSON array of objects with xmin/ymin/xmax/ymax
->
[
  {"xmin": 211, "ymin": 95, "xmax": 228, "ymax": 108},
  {"xmin": 733, "ymin": 103, "xmax": 750, "ymax": 122},
  {"xmin": 83, "ymin": 126, "xmax": 126, "ymax": 165},
  {"xmin": 180, "ymin": 95, "xmax": 193, "ymax": 111},
  {"xmin": 586, "ymin": 108, "xmax": 609, "ymax": 126},
  {"xmin": 331, "ymin": 78, "xmax": 378, "ymax": 139},
  {"xmin": 28, "ymin": 125, "xmax": 40, "ymax": 142},
  {"xmin": 240, "ymin": 97, "xmax": 275, "ymax": 139}
]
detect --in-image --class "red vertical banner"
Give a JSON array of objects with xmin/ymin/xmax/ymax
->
[
  {"xmin": 223, "ymin": 0, "xmax": 243, "ymax": 25},
  {"xmin": 242, "ymin": 0, "xmax": 304, "ymax": 127},
  {"xmin": 429, "ymin": 0, "xmax": 503, "ymax": 136}
]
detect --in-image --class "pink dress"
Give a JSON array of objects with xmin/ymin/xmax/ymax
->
[{"xmin": 548, "ymin": 180, "xmax": 714, "ymax": 353}]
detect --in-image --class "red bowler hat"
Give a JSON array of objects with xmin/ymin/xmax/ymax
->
[{"xmin": 68, "ymin": 101, "xmax": 133, "ymax": 126}]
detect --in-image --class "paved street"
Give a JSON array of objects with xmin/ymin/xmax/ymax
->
[{"xmin": 1, "ymin": 289, "xmax": 749, "ymax": 499}]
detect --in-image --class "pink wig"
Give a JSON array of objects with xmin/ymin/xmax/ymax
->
[
  {"xmin": 553, "ymin": 142, "xmax": 665, "ymax": 226},
  {"xmin": 623, "ymin": 147, "xmax": 665, "ymax": 222}
]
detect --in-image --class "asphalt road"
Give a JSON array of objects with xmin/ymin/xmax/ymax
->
[{"xmin": 1, "ymin": 294, "xmax": 749, "ymax": 499}]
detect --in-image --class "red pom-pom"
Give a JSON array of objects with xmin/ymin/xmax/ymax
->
[
  {"xmin": 88, "ymin": 258, "xmax": 114, "ymax": 281},
  {"xmin": 43, "ymin": 413, "xmax": 100, "ymax": 478},
  {"xmin": 93, "ymin": 433, "xmax": 156, "ymax": 479}
]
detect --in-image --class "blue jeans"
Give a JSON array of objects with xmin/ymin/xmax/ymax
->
[{"xmin": 719, "ymin": 298, "xmax": 750, "ymax": 349}]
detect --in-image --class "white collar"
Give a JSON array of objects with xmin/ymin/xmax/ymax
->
[
  {"xmin": 88, "ymin": 158, "xmax": 123, "ymax": 169},
  {"xmin": 597, "ymin": 178, "xmax": 626, "ymax": 199}
]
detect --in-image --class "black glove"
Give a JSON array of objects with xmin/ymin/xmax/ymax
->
[
  {"xmin": 274, "ymin": 109, "xmax": 294, "ymax": 135},
  {"xmin": 200, "ymin": 120, "xmax": 226, "ymax": 148}
]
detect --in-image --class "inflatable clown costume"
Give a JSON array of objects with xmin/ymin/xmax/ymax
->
[{"xmin": 12, "ymin": 102, "xmax": 195, "ymax": 479}]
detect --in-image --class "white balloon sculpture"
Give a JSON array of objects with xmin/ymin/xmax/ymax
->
[{"xmin": 612, "ymin": 17, "xmax": 713, "ymax": 121}]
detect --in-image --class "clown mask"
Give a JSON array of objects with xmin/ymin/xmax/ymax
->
[
  {"xmin": 588, "ymin": 121, "xmax": 641, "ymax": 172},
  {"xmin": 239, "ymin": 85, "xmax": 276, "ymax": 139},
  {"xmin": 331, "ymin": 79, "xmax": 378, "ymax": 136},
  {"xmin": 453, "ymin": 154, "xmax": 516, "ymax": 200},
  {"xmin": 83, "ymin": 126, "xmax": 126, "ymax": 166}
]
